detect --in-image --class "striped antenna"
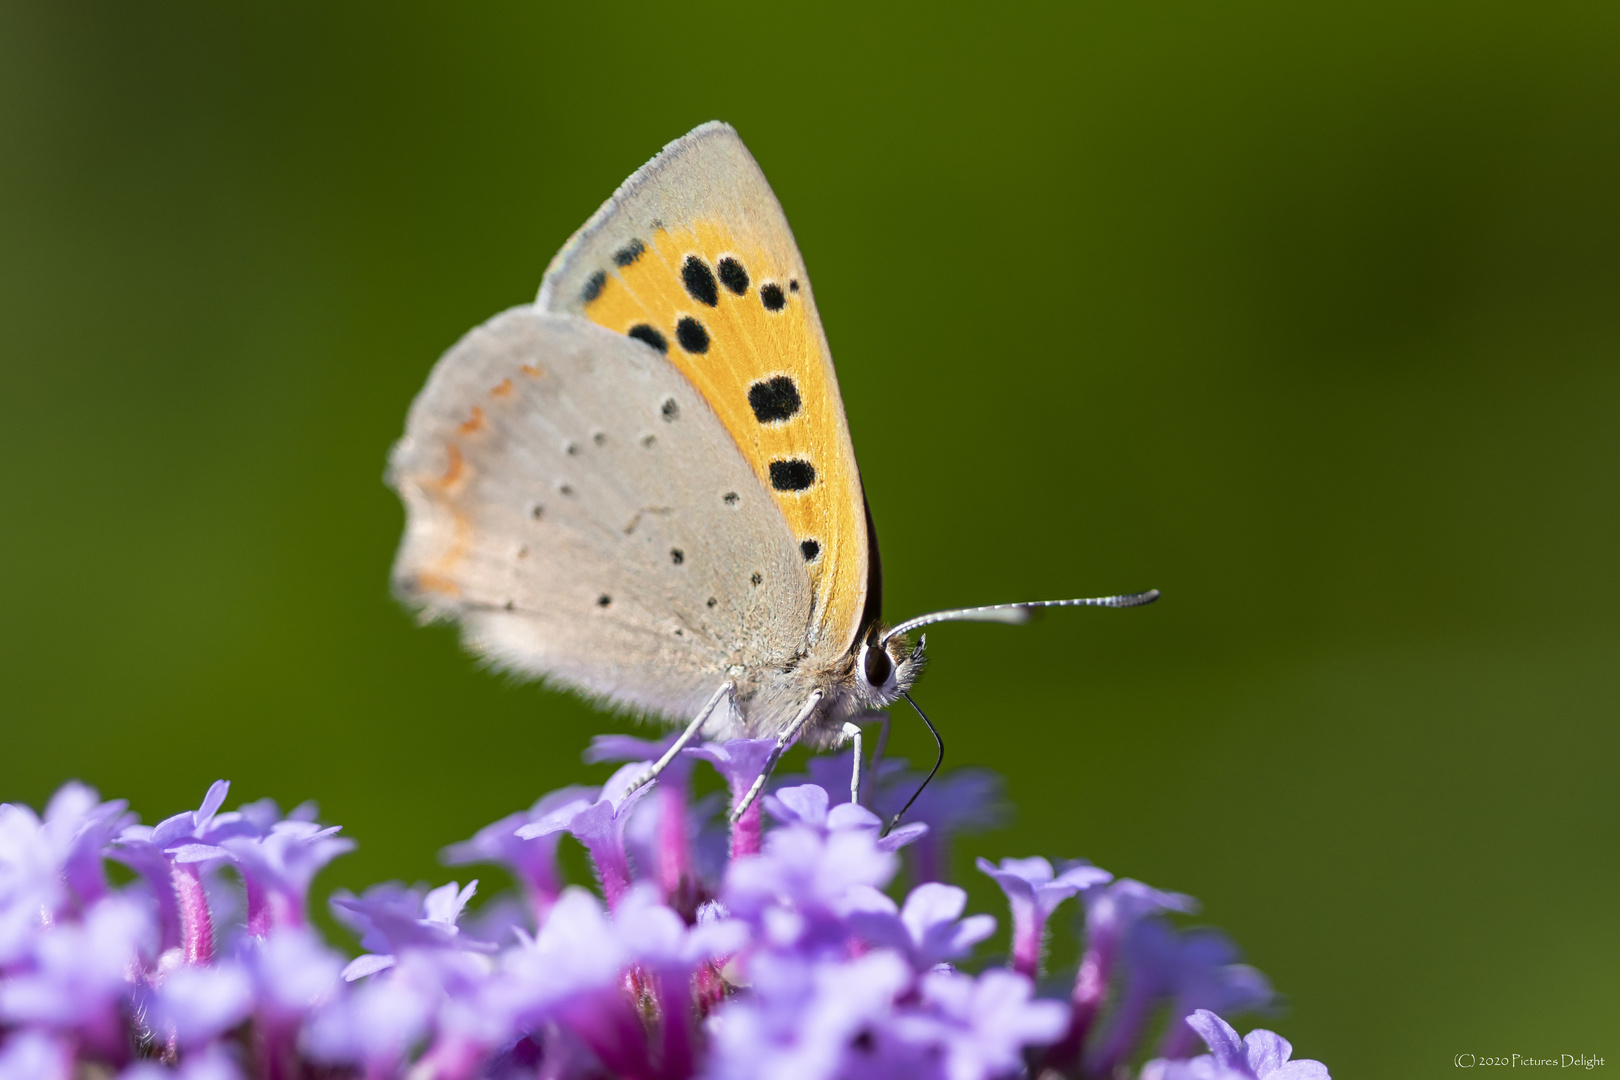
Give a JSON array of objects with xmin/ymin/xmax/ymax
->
[{"xmin": 880, "ymin": 590, "xmax": 1160, "ymax": 646}]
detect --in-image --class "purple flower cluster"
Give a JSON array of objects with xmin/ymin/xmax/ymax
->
[{"xmin": 0, "ymin": 740, "xmax": 1330, "ymax": 1080}]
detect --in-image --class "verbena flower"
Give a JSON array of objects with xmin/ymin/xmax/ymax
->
[
  {"xmin": 1141, "ymin": 1009, "xmax": 1329, "ymax": 1080},
  {"xmin": 0, "ymin": 738, "xmax": 1331, "ymax": 1079},
  {"xmin": 977, "ymin": 857, "xmax": 1111, "ymax": 979}
]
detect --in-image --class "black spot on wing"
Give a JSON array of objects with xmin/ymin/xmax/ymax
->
[
  {"xmin": 597, "ymin": 594, "xmax": 612, "ymax": 607},
  {"xmin": 718, "ymin": 257, "xmax": 749, "ymax": 295},
  {"xmin": 707, "ymin": 597, "xmax": 717, "ymax": 607},
  {"xmin": 748, "ymin": 376, "xmax": 802, "ymax": 423},
  {"xmin": 628, "ymin": 324, "xmax": 668, "ymax": 353},
  {"xmin": 751, "ymin": 572, "xmax": 763, "ymax": 586},
  {"xmin": 581, "ymin": 270, "xmax": 606, "ymax": 304},
  {"xmin": 723, "ymin": 491, "xmax": 739, "ymax": 505},
  {"xmin": 760, "ymin": 283, "xmax": 786, "ymax": 311},
  {"xmin": 670, "ymin": 548, "xmax": 684, "ymax": 565},
  {"xmin": 676, "ymin": 317, "xmax": 710, "ymax": 354},
  {"xmin": 613, "ymin": 238, "xmax": 646, "ymax": 267},
  {"xmin": 800, "ymin": 539, "xmax": 821, "ymax": 562},
  {"xmin": 681, "ymin": 257, "xmax": 719, "ymax": 307},
  {"xmin": 789, "ymin": 279, "xmax": 799, "ymax": 293},
  {"xmin": 769, "ymin": 459, "xmax": 816, "ymax": 491},
  {"xmin": 661, "ymin": 398, "xmax": 680, "ymax": 421}
]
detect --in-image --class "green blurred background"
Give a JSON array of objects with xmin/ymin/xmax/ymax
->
[{"xmin": 3, "ymin": 2, "xmax": 1616, "ymax": 1074}]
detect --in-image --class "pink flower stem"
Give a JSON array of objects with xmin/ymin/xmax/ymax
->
[
  {"xmin": 585, "ymin": 839, "xmax": 633, "ymax": 910},
  {"xmin": 1009, "ymin": 903, "xmax": 1043, "ymax": 980},
  {"xmin": 1042, "ymin": 935, "xmax": 1115, "ymax": 1072},
  {"xmin": 656, "ymin": 780, "xmax": 691, "ymax": 899},
  {"xmin": 729, "ymin": 790, "xmax": 762, "ymax": 858},
  {"xmin": 171, "ymin": 862, "xmax": 214, "ymax": 965}
]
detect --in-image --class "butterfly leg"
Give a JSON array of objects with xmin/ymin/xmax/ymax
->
[
  {"xmin": 729, "ymin": 690, "xmax": 825, "ymax": 823},
  {"xmin": 625, "ymin": 680, "xmax": 736, "ymax": 797},
  {"xmin": 841, "ymin": 721, "xmax": 864, "ymax": 806}
]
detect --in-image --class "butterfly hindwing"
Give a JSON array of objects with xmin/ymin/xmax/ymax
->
[
  {"xmin": 388, "ymin": 308, "xmax": 812, "ymax": 722},
  {"xmin": 538, "ymin": 122, "xmax": 870, "ymax": 658}
]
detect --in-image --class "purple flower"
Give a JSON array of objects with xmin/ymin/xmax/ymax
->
[
  {"xmin": 762, "ymin": 785, "xmax": 927, "ymax": 854},
  {"xmin": 443, "ymin": 785, "xmax": 596, "ymax": 922},
  {"xmin": 724, "ymin": 814, "xmax": 899, "ymax": 955},
  {"xmin": 474, "ymin": 882, "xmax": 748, "ymax": 1077},
  {"xmin": 515, "ymin": 765, "xmax": 652, "ymax": 908},
  {"xmin": 491, "ymin": 886, "xmax": 628, "ymax": 1015},
  {"xmin": 1149, "ymin": 927, "xmax": 1275, "ymax": 1060},
  {"xmin": 685, "ymin": 738, "xmax": 777, "ymax": 857},
  {"xmin": 844, "ymin": 882, "xmax": 996, "ymax": 971},
  {"xmin": 584, "ymin": 732, "xmax": 682, "ymax": 765},
  {"xmin": 119, "ymin": 1045, "xmax": 246, "ymax": 1080},
  {"xmin": 1045, "ymin": 879, "xmax": 1191, "ymax": 1060},
  {"xmin": 0, "ymin": 1031, "xmax": 73, "ymax": 1080},
  {"xmin": 0, "ymin": 748, "xmax": 1330, "ymax": 1080},
  {"xmin": 0, "ymin": 895, "xmax": 155, "ymax": 1057},
  {"xmin": 779, "ymin": 754, "xmax": 1003, "ymax": 885},
  {"xmin": 879, "ymin": 765, "xmax": 1007, "ymax": 885},
  {"xmin": 1142, "ymin": 1009, "xmax": 1331, "ymax": 1080},
  {"xmin": 332, "ymin": 879, "xmax": 489, "ymax": 980},
  {"xmin": 611, "ymin": 884, "xmax": 749, "ymax": 1078},
  {"xmin": 918, "ymin": 967, "xmax": 1071, "ymax": 1080},
  {"xmin": 243, "ymin": 926, "xmax": 344, "ymax": 1018},
  {"xmin": 219, "ymin": 813, "xmax": 353, "ymax": 937},
  {"xmin": 1088, "ymin": 919, "xmax": 1273, "ymax": 1075},
  {"xmin": 486, "ymin": 887, "xmax": 645, "ymax": 1076},
  {"xmin": 977, "ymin": 856, "xmax": 1112, "ymax": 978},
  {"xmin": 303, "ymin": 967, "xmax": 435, "ymax": 1074},
  {"xmin": 147, "ymin": 959, "xmax": 254, "ymax": 1047},
  {"xmin": 705, "ymin": 949, "xmax": 914, "ymax": 1080},
  {"xmin": 0, "ymin": 783, "xmax": 130, "ymax": 964},
  {"xmin": 590, "ymin": 734, "xmax": 715, "ymax": 914},
  {"xmin": 781, "ymin": 747, "xmax": 910, "ymax": 810},
  {"xmin": 708, "ymin": 952, "xmax": 1065, "ymax": 1080},
  {"xmin": 111, "ymin": 780, "xmax": 235, "ymax": 962}
]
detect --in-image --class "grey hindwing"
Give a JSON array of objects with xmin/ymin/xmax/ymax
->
[{"xmin": 387, "ymin": 307, "xmax": 812, "ymax": 724}]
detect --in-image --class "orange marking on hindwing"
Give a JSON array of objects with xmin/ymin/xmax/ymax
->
[
  {"xmin": 459, "ymin": 407, "xmax": 485, "ymax": 435},
  {"xmin": 413, "ymin": 570, "xmax": 462, "ymax": 597},
  {"xmin": 520, "ymin": 364, "xmax": 545, "ymax": 377},
  {"xmin": 418, "ymin": 441, "xmax": 475, "ymax": 596},
  {"xmin": 490, "ymin": 378, "xmax": 514, "ymax": 398},
  {"xmin": 433, "ymin": 444, "xmax": 469, "ymax": 493}
]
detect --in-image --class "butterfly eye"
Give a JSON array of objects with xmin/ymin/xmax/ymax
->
[{"xmin": 862, "ymin": 642, "xmax": 893, "ymax": 688}]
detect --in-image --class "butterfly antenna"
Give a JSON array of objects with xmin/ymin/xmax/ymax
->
[
  {"xmin": 882, "ymin": 690, "xmax": 943, "ymax": 837},
  {"xmin": 880, "ymin": 589, "xmax": 1159, "ymax": 646}
]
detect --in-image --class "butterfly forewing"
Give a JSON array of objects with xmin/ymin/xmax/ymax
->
[
  {"xmin": 388, "ymin": 309, "xmax": 812, "ymax": 723},
  {"xmin": 538, "ymin": 122, "xmax": 870, "ymax": 657}
]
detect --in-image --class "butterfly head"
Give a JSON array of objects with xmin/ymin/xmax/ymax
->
[{"xmin": 853, "ymin": 627, "xmax": 925, "ymax": 708}]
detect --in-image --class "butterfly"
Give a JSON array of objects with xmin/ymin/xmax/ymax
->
[{"xmin": 387, "ymin": 122, "xmax": 1156, "ymax": 824}]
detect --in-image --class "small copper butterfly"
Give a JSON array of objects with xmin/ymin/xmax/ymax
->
[{"xmin": 388, "ymin": 123, "xmax": 1156, "ymax": 823}]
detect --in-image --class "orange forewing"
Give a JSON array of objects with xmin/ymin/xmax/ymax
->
[{"xmin": 581, "ymin": 220, "xmax": 864, "ymax": 652}]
